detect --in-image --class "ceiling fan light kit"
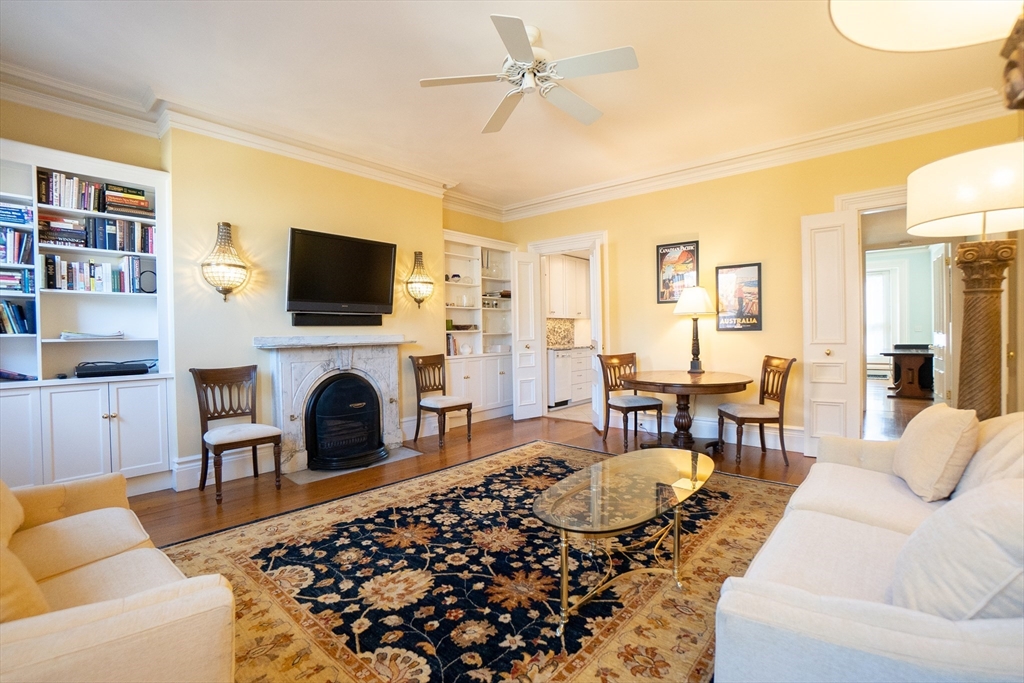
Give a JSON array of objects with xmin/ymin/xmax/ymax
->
[{"xmin": 421, "ymin": 14, "xmax": 638, "ymax": 133}]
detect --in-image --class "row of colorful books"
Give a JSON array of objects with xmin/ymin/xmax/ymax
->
[
  {"xmin": 0, "ymin": 228, "xmax": 34, "ymax": 265},
  {"xmin": 0, "ymin": 299, "xmax": 34, "ymax": 335},
  {"xmin": 39, "ymin": 215, "xmax": 156, "ymax": 254},
  {"xmin": 43, "ymin": 255, "xmax": 149, "ymax": 294},
  {"xmin": 0, "ymin": 202, "xmax": 34, "ymax": 225},
  {"xmin": 0, "ymin": 368, "xmax": 38, "ymax": 382},
  {"xmin": 37, "ymin": 169, "xmax": 155, "ymax": 218},
  {"xmin": 0, "ymin": 270, "xmax": 34, "ymax": 293}
]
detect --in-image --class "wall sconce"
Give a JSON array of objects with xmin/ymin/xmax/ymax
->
[
  {"xmin": 405, "ymin": 251, "xmax": 434, "ymax": 308},
  {"xmin": 673, "ymin": 286, "xmax": 716, "ymax": 374},
  {"xmin": 201, "ymin": 221, "xmax": 249, "ymax": 301}
]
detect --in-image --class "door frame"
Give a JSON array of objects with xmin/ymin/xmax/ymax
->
[{"xmin": 527, "ymin": 231, "xmax": 609, "ymax": 428}]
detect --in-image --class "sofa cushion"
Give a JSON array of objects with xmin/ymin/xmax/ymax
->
[
  {"xmin": 9, "ymin": 507, "xmax": 153, "ymax": 582},
  {"xmin": 891, "ymin": 479, "xmax": 1024, "ymax": 620},
  {"xmin": 744, "ymin": 509, "xmax": 910, "ymax": 603},
  {"xmin": 953, "ymin": 412, "xmax": 1024, "ymax": 498},
  {"xmin": 787, "ymin": 463, "xmax": 945, "ymax": 535},
  {"xmin": 37, "ymin": 547, "xmax": 186, "ymax": 611},
  {"xmin": 0, "ymin": 480, "xmax": 24, "ymax": 547},
  {"xmin": 0, "ymin": 545, "xmax": 49, "ymax": 623},
  {"xmin": 892, "ymin": 403, "xmax": 979, "ymax": 502}
]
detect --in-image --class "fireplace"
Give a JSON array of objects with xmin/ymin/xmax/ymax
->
[{"xmin": 305, "ymin": 373, "xmax": 388, "ymax": 469}]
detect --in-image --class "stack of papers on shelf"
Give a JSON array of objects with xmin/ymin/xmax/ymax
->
[{"xmin": 59, "ymin": 331, "xmax": 125, "ymax": 340}]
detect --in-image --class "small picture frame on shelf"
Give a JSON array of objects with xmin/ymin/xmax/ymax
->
[
  {"xmin": 657, "ymin": 241, "xmax": 698, "ymax": 304},
  {"xmin": 716, "ymin": 262, "xmax": 762, "ymax": 331}
]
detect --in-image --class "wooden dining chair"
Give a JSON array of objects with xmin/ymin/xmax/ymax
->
[
  {"xmin": 716, "ymin": 355, "xmax": 796, "ymax": 465},
  {"xmin": 597, "ymin": 353, "xmax": 663, "ymax": 450},
  {"xmin": 409, "ymin": 354, "xmax": 472, "ymax": 448},
  {"xmin": 189, "ymin": 365, "xmax": 282, "ymax": 504}
]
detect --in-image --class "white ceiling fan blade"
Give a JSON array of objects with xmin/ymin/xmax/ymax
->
[
  {"xmin": 420, "ymin": 74, "xmax": 503, "ymax": 87},
  {"xmin": 542, "ymin": 85, "xmax": 603, "ymax": 125},
  {"xmin": 550, "ymin": 47, "xmax": 639, "ymax": 80},
  {"xmin": 491, "ymin": 15, "xmax": 536, "ymax": 63},
  {"xmin": 482, "ymin": 91, "xmax": 524, "ymax": 134}
]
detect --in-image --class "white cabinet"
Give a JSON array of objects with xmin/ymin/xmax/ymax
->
[
  {"xmin": 570, "ymin": 348, "xmax": 594, "ymax": 405},
  {"xmin": 447, "ymin": 355, "xmax": 513, "ymax": 413},
  {"xmin": 448, "ymin": 357, "xmax": 484, "ymax": 410},
  {"xmin": 39, "ymin": 378, "xmax": 168, "ymax": 484},
  {"xmin": 0, "ymin": 387, "xmax": 42, "ymax": 487},
  {"xmin": 544, "ymin": 255, "xmax": 590, "ymax": 319},
  {"xmin": 498, "ymin": 355, "xmax": 513, "ymax": 405}
]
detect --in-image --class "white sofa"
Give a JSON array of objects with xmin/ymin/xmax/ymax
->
[
  {"xmin": 0, "ymin": 474, "xmax": 234, "ymax": 683},
  {"xmin": 716, "ymin": 411, "xmax": 1024, "ymax": 683}
]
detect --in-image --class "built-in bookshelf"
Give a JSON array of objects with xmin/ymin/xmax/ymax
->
[
  {"xmin": 0, "ymin": 141, "xmax": 172, "ymax": 382},
  {"xmin": 443, "ymin": 239, "xmax": 513, "ymax": 358}
]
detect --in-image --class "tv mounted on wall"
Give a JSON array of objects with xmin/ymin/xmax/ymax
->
[{"xmin": 286, "ymin": 228, "xmax": 397, "ymax": 325}]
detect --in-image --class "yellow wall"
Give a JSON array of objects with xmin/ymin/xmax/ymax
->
[
  {"xmin": 0, "ymin": 100, "xmax": 163, "ymax": 171},
  {"xmin": 164, "ymin": 129, "xmax": 445, "ymax": 455},
  {"xmin": 501, "ymin": 114, "xmax": 1022, "ymax": 431},
  {"xmin": 443, "ymin": 208, "xmax": 504, "ymax": 241}
]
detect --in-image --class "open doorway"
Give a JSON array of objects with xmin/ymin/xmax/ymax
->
[
  {"xmin": 861, "ymin": 208, "xmax": 945, "ymax": 439},
  {"xmin": 542, "ymin": 249, "xmax": 595, "ymax": 424}
]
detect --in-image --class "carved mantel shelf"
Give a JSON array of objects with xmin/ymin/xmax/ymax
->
[{"xmin": 253, "ymin": 335, "xmax": 411, "ymax": 349}]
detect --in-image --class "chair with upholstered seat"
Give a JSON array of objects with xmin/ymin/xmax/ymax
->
[
  {"xmin": 597, "ymin": 353, "xmax": 663, "ymax": 450},
  {"xmin": 190, "ymin": 365, "xmax": 281, "ymax": 504},
  {"xmin": 716, "ymin": 355, "xmax": 796, "ymax": 465},
  {"xmin": 410, "ymin": 354, "xmax": 472, "ymax": 448}
]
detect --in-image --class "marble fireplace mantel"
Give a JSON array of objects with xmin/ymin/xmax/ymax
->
[{"xmin": 254, "ymin": 335, "xmax": 413, "ymax": 472}]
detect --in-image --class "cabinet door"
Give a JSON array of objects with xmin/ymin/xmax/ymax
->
[
  {"xmin": 0, "ymin": 388, "xmax": 42, "ymax": 488},
  {"xmin": 498, "ymin": 356, "xmax": 513, "ymax": 406},
  {"xmin": 546, "ymin": 255, "xmax": 566, "ymax": 317},
  {"xmin": 563, "ymin": 257, "xmax": 578, "ymax": 319},
  {"xmin": 574, "ymin": 259, "xmax": 590, "ymax": 318},
  {"xmin": 482, "ymin": 356, "xmax": 501, "ymax": 410},
  {"xmin": 110, "ymin": 379, "xmax": 169, "ymax": 478},
  {"xmin": 41, "ymin": 384, "xmax": 111, "ymax": 484},
  {"xmin": 463, "ymin": 357, "xmax": 485, "ymax": 408},
  {"xmin": 447, "ymin": 358, "xmax": 467, "ymax": 400}
]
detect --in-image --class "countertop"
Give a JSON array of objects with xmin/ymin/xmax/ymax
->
[{"xmin": 548, "ymin": 345, "xmax": 594, "ymax": 351}]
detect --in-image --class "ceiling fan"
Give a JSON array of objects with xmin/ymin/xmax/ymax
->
[{"xmin": 420, "ymin": 15, "xmax": 639, "ymax": 133}]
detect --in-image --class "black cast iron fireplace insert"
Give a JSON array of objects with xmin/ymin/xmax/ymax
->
[{"xmin": 304, "ymin": 373, "xmax": 388, "ymax": 469}]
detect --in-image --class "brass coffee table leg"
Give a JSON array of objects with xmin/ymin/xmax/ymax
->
[{"xmin": 557, "ymin": 528, "xmax": 569, "ymax": 636}]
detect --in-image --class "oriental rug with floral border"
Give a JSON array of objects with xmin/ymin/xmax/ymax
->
[{"xmin": 166, "ymin": 441, "xmax": 794, "ymax": 683}]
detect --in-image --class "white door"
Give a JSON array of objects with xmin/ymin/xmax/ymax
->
[
  {"xmin": 41, "ymin": 384, "xmax": 111, "ymax": 483},
  {"xmin": 801, "ymin": 210, "xmax": 863, "ymax": 455},
  {"xmin": 0, "ymin": 387, "xmax": 42, "ymax": 487},
  {"xmin": 574, "ymin": 258, "xmax": 590, "ymax": 319},
  {"xmin": 110, "ymin": 379, "xmax": 169, "ymax": 477},
  {"xmin": 930, "ymin": 243, "xmax": 950, "ymax": 404},
  {"xmin": 546, "ymin": 254, "xmax": 565, "ymax": 317},
  {"xmin": 589, "ymin": 244, "xmax": 606, "ymax": 431},
  {"xmin": 512, "ymin": 252, "xmax": 543, "ymax": 419}
]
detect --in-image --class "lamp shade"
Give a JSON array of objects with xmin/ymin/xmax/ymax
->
[
  {"xmin": 673, "ymin": 286, "xmax": 715, "ymax": 316},
  {"xmin": 907, "ymin": 141, "xmax": 1024, "ymax": 237},
  {"xmin": 405, "ymin": 251, "xmax": 434, "ymax": 308},
  {"xmin": 830, "ymin": 0, "xmax": 1021, "ymax": 52}
]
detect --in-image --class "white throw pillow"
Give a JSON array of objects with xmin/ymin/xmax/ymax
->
[
  {"xmin": 953, "ymin": 412, "xmax": 1024, "ymax": 498},
  {"xmin": 890, "ymin": 478, "xmax": 1023, "ymax": 620},
  {"xmin": 893, "ymin": 403, "xmax": 978, "ymax": 502}
]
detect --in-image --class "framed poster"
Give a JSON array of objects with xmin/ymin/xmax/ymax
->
[
  {"xmin": 716, "ymin": 262, "xmax": 762, "ymax": 330},
  {"xmin": 656, "ymin": 241, "xmax": 699, "ymax": 304}
]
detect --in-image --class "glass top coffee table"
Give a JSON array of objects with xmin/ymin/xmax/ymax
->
[{"xmin": 533, "ymin": 448, "xmax": 714, "ymax": 634}]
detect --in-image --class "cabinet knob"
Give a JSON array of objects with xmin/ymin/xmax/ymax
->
[
  {"xmin": 464, "ymin": 375, "xmax": 470, "ymax": 380},
  {"xmin": 825, "ymin": 349, "xmax": 833, "ymax": 356},
  {"xmin": 101, "ymin": 413, "xmax": 109, "ymax": 419},
  {"xmin": 499, "ymin": 371, "xmax": 505, "ymax": 375},
  {"xmin": 109, "ymin": 413, "xmax": 117, "ymax": 419}
]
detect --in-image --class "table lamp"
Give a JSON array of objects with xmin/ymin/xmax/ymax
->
[
  {"xmin": 674, "ymin": 286, "xmax": 716, "ymax": 374},
  {"xmin": 907, "ymin": 141, "xmax": 1022, "ymax": 419}
]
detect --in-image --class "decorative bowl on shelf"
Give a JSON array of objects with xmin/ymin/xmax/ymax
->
[
  {"xmin": 460, "ymin": 344, "xmax": 473, "ymax": 355},
  {"xmin": 452, "ymin": 324, "xmax": 477, "ymax": 331}
]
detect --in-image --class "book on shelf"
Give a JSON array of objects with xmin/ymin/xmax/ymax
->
[
  {"xmin": 0, "ymin": 299, "xmax": 35, "ymax": 334},
  {"xmin": 37, "ymin": 170, "xmax": 156, "ymax": 217},
  {"xmin": 38, "ymin": 217, "xmax": 155, "ymax": 254},
  {"xmin": 0, "ymin": 368, "xmax": 38, "ymax": 382},
  {"xmin": 0, "ymin": 228, "xmax": 34, "ymax": 264},
  {"xmin": 0, "ymin": 202, "xmax": 33, "ymax": 225},
  {"xmin": 43, "ymin": 254, "xmax": 145, "ymax": 293},
  {"xmin": 59, "ymin": 330, "xmax": 124, "ymax": 340},
  {"xmin": 0, "ymin": 269, "xmax": 32, "ymax": 293}
]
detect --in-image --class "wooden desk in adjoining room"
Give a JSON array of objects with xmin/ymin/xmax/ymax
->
[{"xmin": 881, "ymin": 349, "xmax": 934, "ymax": 400}]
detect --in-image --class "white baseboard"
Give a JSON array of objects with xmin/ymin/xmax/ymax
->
[
  {"xmin": 626, "ymin": 412, "xmax": 806, "ymax": 455},
  {"xmin": 172, "ymin": 444, "xmax": 281, "ymax": 491},
  {"xmin": 126, "ymin": 471, "xmax": 174, "ymax": 497},
  {"xmin": 400, "ymin": 405, "xmax": 512, "ymax": 442}
]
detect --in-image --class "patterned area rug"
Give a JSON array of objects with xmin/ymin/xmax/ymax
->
[{"xmin": 166, "ymin": 441, "xmax": 794, "ymax": 683}]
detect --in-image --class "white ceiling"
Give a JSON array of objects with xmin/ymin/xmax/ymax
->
[{"xmin": 0, "ymin": 1, "xmax": 1010, "ymax": 215}]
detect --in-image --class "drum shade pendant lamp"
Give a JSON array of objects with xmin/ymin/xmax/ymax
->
[
  {"xmin": 674, "ymin": 286, "xmax": 716, "ymax": 374},
  {"xmin": 201, "ymin": 221, "xmax": 249, "ymax": 301},
  {"xmin": 405, "ymin": 251, "xmax": 434, "ymax": 308}
]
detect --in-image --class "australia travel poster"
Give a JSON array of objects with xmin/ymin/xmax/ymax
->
[{"xmin": 716, "ymin": 263, "xmax": 762, "ymax": 330}]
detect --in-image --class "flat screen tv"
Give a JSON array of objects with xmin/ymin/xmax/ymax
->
[{"xmin": 286, "ymin": 228, "xmax": 397, "ymax": 315}]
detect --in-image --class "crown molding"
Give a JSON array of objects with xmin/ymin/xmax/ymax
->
[
  {"xmin": 441, "ymin": 191, "xmax": 504, "ymax": 222},
  {"xmin": 835, "ymin": 186, "xmax": 908, "ymax": 212},
  {"xmin": 499, "ymin": 89, "xmax": 1009, "ymax": 222},
  {"xmin": 0, "ymin": 81, "xmax": 161, "ymax": 138},
  {"xmin": 157, "ymin": 110, "xmax": 452, "ymax": 198},
  {"xmin": 1, "ymin": 62, "xmax": 153, "ymax": 114}
]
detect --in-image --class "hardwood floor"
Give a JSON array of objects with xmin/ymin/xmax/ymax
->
[
  {"xmin": 131, "ymin": 416, "xmax": 813, "ymax": 547},
  {"xmin": 862, "ymin": 379, "xmax": 937, "ymax": 440}
]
